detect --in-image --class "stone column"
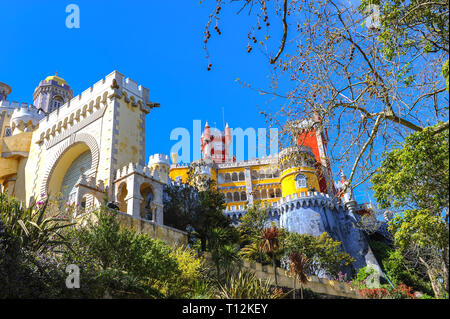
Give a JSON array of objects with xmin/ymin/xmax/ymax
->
[
  {"xmin": 244, "ymin": 167, "xmax": 253, "ymax": 204},
  {"xmin": 5, "ymin": 178, "xmax": 16, "ymax": 197},
  {"xmin": 153, "ymin": 203, "xmax": 164, "ymax": 225},
  {"xmin": 125, "ymin": 194, "xmax": 142, "ymax": 218},
  {"xmin": 124, "ymin": 174, "xmax": 143, "ymax": 218}
]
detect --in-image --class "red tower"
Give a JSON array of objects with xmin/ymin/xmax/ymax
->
[{"xmin": 295, "ymin": 114, "xmax": 335, "ymax": 195}]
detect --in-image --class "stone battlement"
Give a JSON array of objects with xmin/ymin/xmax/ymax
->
[
  {"xmin": 216, "ymin": 154, "xmax": 278, "ymax": 169},
  {"xmin": 115, "ymin": 162, "xmax": 162, "ymax": 182},
  {"xmin": 0, "ymin": 101, "xmax": 38, "ymax": 115},
  {"xmin": 148, "ymin": 154, "xmax": 170, "ymax": 166},
  {"xmin": 36, "ymin": 71, "xmax": 156, "ymax": 142},
  {"xmin": 276, "ymin": 191, "xmax": 344, "ymax": 211}
]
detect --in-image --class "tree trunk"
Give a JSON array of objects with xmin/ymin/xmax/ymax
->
[
  {"xmin": 272, "ymin": 257, "xmax": 278, "ymax": 287},
  {"xmin": 293, "ymin": 275, "xmax": 297, "ymax": 299},
  {"xmin": 419, "ymin": 256, "xmax": 442, "ymax": 298},
  {"xmin": 442, "ymin": 247, "xmax": 449, "ymax": 295},
  {"xmin": 300, "ymin": 284, "xmax": 304, "ymax": 299}
]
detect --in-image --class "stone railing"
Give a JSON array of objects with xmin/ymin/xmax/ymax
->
[
  {"xmin": 242, "ymin": 260, "xmax": 361, "ymax": 299},
  {"xmin": 116, "ymin": 212, "xmax": 188, "ymax": 247}
]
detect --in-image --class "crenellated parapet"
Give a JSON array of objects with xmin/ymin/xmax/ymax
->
[
  {"xmin": 148, "ymin": 154, "xmax": 170, "ymax": 166},
  {"xmin": 9, "ymin": 104, "xmax": 45, "ymax": 132},
  {"xmin": 115, "ymin": 162, "xmax": 163, "ymax": 182},
  {"xmin": 278, "ymin": 145, "xmax": 316, "ymax": 171},
  {"xmin": 77, "ymin": 174, "xmax": 107, "ymax": 193},
  {"xmin": 276, "ymin": 191, "xmax": 345, "ymax": 217},
  {"xmin": 216, "ymin": 154, "xmax": 278, "ymax": 169},
  {"xmin": 35, "ymin": 71, "xmax": 159, "ymax": 144}
]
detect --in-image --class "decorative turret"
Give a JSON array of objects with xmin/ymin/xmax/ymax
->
[
  {"xmin": 148, "ymin": 154, "xmax": 170, "ymax": 184},
  {"xmin": 10, "ymin": 104, "xmax": 45, "ymax": 134},
  {"xmin": 225, "ymin": 122, "xmax": 231, "ymax": 157},
  {"xmin": 338, "ymin": 170, "xmax": 357, "ymax": 213},
  {"xmin": 33, "ymin": 73, "xmax": 73, "ymax": 113},
  {"xmin": 278, "ymin": 145, "xmax": 320, "ymax": 198},
  {"xmin": 0, "ymin": 82, "xmax": 11, "ymax": 101}
]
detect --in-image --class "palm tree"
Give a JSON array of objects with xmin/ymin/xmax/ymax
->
[
  {"xmin": 208, "ymin": 227, "xmax": 240, "ymax": 280},
  {"xmin": 289, "ymin": 252, "xmax": 310, "ymax": 299},
  {"xmin": 260, "ymin": 226, "xmax": 281, "ymax": 287},
  {"xmin": 218, "ymin": 269, "xmax": 283, "ymax": 299}
]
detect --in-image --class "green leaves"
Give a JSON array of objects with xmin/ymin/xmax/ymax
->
[
  {"xmin": 282, "ymin": 231, "xmax": 354, "ymax": 278},
  {"xmin": 217, "ymin": 269, "xmax": 283, "ymax": 299},
  {"xmin": 372, "ymin": 124, "xmax": 449, "ymax": 212},
  {"xmin": 0, "ymin": 193, "xmax": 73, "ymax": 253},
  {"xmin": 389, "ymin": 209, "xmax": 449, "ymax": 251}
]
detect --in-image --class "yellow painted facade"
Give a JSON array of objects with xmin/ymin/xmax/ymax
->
[
  {"xmin": 0, "ymin": 71, "xmax": 187, "ymax": 247},
  {"xmin": 168, "ymin": 146, "xmax": 320, "ymax": 211}
]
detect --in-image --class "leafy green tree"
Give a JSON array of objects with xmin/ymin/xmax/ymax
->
[
  {"xmin": 369, "ymin": 240, "xmax": 433, "ymax": 294},
  {"xmin": 164, "ymin": 163, "xmax": 235, "ymax": 252},
  {"xmin": 62, "ymin": 208, "xmax": 181, "ymax": 298},
  {"xmin": 169, "ymin": 246, "xmax": 206, "ymax": 297},
  {"xmin": 238, "ymin": 201, "xmax": 270, "ymax": 263},
  {"xmin": 238, "ymin": 201, "xmax": 270, "ymax": 243},
  {"xmin": 372, "ymin": 125, "xmax": 449, "ymax": 297},
  {"xmin": 282, "ymin": 231, "xmax": 354, "ymax": 278}
]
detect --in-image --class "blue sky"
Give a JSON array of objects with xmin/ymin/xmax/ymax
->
[{"xmin": 1, "ymin": 0, "xmax": 373, "ymax": 202}]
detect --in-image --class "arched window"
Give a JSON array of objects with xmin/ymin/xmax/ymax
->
[
  {"xmin": 259, "ymin": 170, "xmax": 266, "ymax": 179},
  {"xmin": 233, "ymin": 191, "xmax": 240, "ymax": 202},
  {"xmin": 240, "ymin": 191, "xmax": 247, "ymax": 201},
  {"xmin": 273, "ymin": 170, "xmax": 280, "ymax": 178},
  {"xmin": 224, "ymin": 173, "xmax": 231, "ymax": 182},
  {"xmin": 251, "ymin": 170, "xmax": 259, "ymax": 180},
  {"xmin": 275, "ymin": 188, "xmax": 282, "ymax": 198},
  {"xmin": 268, "ymin": 189, "xmax": 275, "ymax": 198},
  {"xmin": 238, "ymin": 171, "xmax": 245, "ymax": 181},
  {"xmin": 231, "ymin": 172, "xmax": 238, "ymax": 181},
  {"xmin": 295, "ymin": 174, "xmax": 307, "ymax": 188},
  {"xmin": 51, "ymin": 96, "xmax": 64, "ymax": 111},
  {"xmin": 226, "ymin": 192, "xmax": 233, "ymax": 203},
  {"xmin": 261, "ymin": 189, "xmax": 267, "ymax": 199},
  {"xmin": 145, "ymin": 191, "xmax": 153, "ymax": 209}
]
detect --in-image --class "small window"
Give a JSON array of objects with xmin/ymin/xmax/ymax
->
[
  {"xmin": 51, "ymin": 96, "xmax": 64, "ymax": 111},
  {"xmin": 295, "ymin": 174, "xmax": 307, "ymax": 188},
  {"xmin": 145, "ymin": 191, "xmax": 153, "ymax": 209},
  {"xmin": 4, "ymin": 127, "xmax": 12, "ymax": 137}
]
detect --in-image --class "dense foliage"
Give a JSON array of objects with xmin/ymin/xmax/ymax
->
[{"xmin": 372, "ymin": 125, "xmax": 449, "ymax": 297}]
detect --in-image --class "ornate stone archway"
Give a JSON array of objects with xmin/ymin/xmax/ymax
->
[{"xmin": 41, "ymin": 132, "xmax": 99, "ymax": 196}]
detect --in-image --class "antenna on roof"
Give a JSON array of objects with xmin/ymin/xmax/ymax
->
[{"xmin": 222, "ymin": 106, "xmax": 225, "ymax": 129}]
